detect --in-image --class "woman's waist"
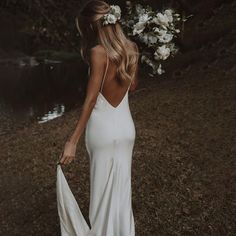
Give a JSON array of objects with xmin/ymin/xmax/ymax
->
[
  {"xmin": 87, "ymin": 108, "xmax": 134, "ymax": 128},
  {"xmin": 89, "ymin": 106, "xmax": 132, "ymax": 119}
]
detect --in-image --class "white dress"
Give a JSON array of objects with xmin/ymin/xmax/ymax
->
[{"xmin": 56, "ymin": 52, "xmax": 136, "ymax": 236}]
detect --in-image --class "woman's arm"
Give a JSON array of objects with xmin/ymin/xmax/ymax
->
[
  {"xmin": 68, "ymin": 47, "xmax": 106, "ymax": 144},
  {"xmin": 59, "ymin": 46, "xmax": 106, "ymax": 165}
]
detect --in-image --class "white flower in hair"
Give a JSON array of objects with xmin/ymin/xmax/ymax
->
[
  {"xmin": 107, "ymin": 14, "xmax": 117, "ymax": 24},
  {"xmin": 102, "ymin": 5, "xmax": 121, "ymax": 26}
]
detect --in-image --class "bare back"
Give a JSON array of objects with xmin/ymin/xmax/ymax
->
[
  {"xmin": 88, "ymin": 45, "xmax": 133, "ymax": 108},
  {"xmin": 99, "ymin": 53, "xmax": 132, "ymax": 108}
]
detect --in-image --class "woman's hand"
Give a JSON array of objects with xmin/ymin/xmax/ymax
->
[{"xmin": 58, "ymin": 141, "xmax": 77, "ymax": 165}]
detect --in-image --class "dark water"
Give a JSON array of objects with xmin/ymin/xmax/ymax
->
[{"xmin": 0, "ymin": 56, "xmax": 88, "ymax": 134}]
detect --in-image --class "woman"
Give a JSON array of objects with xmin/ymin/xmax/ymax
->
[{"xmin": 56, "ymin": 1, "xmax": 139, "ymax": 235}]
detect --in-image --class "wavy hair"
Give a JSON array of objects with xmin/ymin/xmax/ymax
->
[{"xmin": 75, "ymin": 0, "xmax": 139, "ymax": 83}]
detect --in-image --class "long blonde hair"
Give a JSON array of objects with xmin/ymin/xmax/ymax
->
[{"xmin": 75, "ymin": 0, "xmax": 139, "ymax": 83}]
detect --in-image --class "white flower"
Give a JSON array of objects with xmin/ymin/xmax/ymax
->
[
  {"xmin": 154, "ymin": 45, "xmax": 170, "ymax": 60},
  {"xmin": 164, "ymin": 9, "xmax": 173, "ymax": 23},
  {"xmin": 153, "ymin": 28, "xmax": 173, "ymax": 43},
  {"xmin": 169, "ymin": 43, "xmax": 179, "ymax": 54},
  {"xmin": 107, "ymin": 14, "xmax": 117, "ymax": 24},
  {"xmin": 139, "ymin": 13, "xmax": 151, "ymax": 24},
  {"xmin": 133, "ymin": 21, "xmax": 146, "ymax": 35},
  {"xmin": 152, "ymin": 17, "xmax": 158, "ymax": 25},
  {"xmin": 133, "ymin": 13, "xmax": 152, "ymax": 36},
  {"xmin": 102, "ymin": 5, "xmax": 121, "ymax": 25},
  {"xmin": 157, "ymin": 64, "xmax": 165, "ymax": 75},
  {"xmin": 152, "ymin": 13, "xmax": 169, "ymax": 27},
  {"xmin": 121, "ymin": 3, "xmax": 182, "ymax": 75},
  {"xmin": 135, "ymin": 4, "xmax": 145, "ymax": 15},
  {"xmin": 148, "ymin": 35, "xmax": 158, "ymax": 44},
  {"xmin": 153, "ymin": 27, "xmax": 159, "ymax": 33},
  {"xmin": 165, "ymin": 9, "xmax": 174, "ymax": 15},
  {"xmin": 140, "ymin": 33, "xmax": 148, "ymax": 44},
  {"xmin": 141, "ymin": 55, "xmax": 146, "ymax": 63},
  {"xmin": 154, "ymin": 28, "xmax": 167, "ymax": 35},
  {"xmin": 139, "ymin": 33, "xmax": 158, "ymax": 47},
  {"xmin": 111, "ymin": 5, "xmax": 121, "ymax": 19},
  {"xmin": 141, "ymin": 55, "xmax": 153, "ymax": 66},
  {"xmin": 158, "ymin": 33, "xmax": 173, "ymax": 43},
  {"xmin": 111, "ymin": 5, "xmax": 120, "ymax": 13}
]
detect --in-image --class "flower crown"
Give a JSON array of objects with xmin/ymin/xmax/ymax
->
[{"xmin": 101, "ymin": 5, "xmax": 121, "ymax": 26}]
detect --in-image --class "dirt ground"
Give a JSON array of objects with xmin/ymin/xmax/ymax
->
[{"xmin": 0, "ymin": 1, "xmax": 236, "ymax": 235}]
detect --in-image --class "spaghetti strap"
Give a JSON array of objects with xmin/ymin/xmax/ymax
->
[
  {"xmin": 128, "ymin": 79, "xmax": 133, "ymax": 89},
  {"xmin": 100, "ymin": 52, "xmax": 109, "ymax": 93}
]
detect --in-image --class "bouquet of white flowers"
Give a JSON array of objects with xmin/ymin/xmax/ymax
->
[{"xmin": 121, "ymin": 2, "xmax": 182, "ymax": 76}]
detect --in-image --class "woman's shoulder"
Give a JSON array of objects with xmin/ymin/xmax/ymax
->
[
  {"xmin": 89, "ymin": 44, "xmax": 107, "ymax": 65},
  {"xmin": 90, "ymin": 44, "xmax": 107, "ymax": 55}
]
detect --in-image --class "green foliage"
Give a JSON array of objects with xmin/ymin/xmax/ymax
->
[
  {"xmin": 1, "ymin": 0, "xmax": 82, "ymax": 51},
  {"xmin": 0, "ymin": 0, "xmax": 186, "ymax": 53}
]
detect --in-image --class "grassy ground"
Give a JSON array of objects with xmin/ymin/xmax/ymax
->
[
  {"xmin": 0, "ymin": 0, "xmax": 235, "ymax": 235},
  {"xmin": 0, "ymin": 58, "xmax": 235, "ymax": 236}
]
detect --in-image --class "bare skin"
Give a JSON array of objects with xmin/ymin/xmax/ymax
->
[{"xmin": 58, "ymin": 44, "xmax": 138, "ymax": 165}]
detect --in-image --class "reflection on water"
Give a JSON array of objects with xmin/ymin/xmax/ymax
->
[
  {"xmin": 0, "ymin": 55, "xmax": 88, "ymax": 134},
  {"xmin": 38, "ymin": 104, "xmax": 65, "ymax": 124},
  {"xmin": 0, "ymin": 96, "xmax": 81, "ymax": 136},
  {"xmin": 18, "ymin": 57, "xmax": 40, "ymax": 67}
]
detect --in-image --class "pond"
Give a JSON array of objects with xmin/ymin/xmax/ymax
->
[{"xmin": 0, "ymin": 54, "xmax": 88, "ymax": 135}]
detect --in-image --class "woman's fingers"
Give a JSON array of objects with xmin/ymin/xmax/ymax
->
[
  {"xmin": 64, "ymin": 156, "xmax": 71, "ymax": 165},
  {"xmin": 68, "ymin": 156, "xmax": 75, "ymax": 164},
  {"xmin": 59, "ymin": 153, "xmax": 66, "ymax": 164},
  {"xmin": 59, "ymin": 154, "xmax": 74, "ymax": 165}
]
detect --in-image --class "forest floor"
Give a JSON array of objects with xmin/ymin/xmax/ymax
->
[{"xmin": 0, "ymin": 0, "xmax": 235, "ymax": 235}]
